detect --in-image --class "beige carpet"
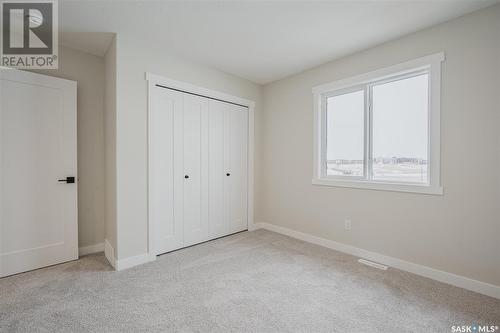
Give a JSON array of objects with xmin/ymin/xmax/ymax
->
[{"xmin": 1, "ymin": 230, "xmax": 499, "ymax": 332}]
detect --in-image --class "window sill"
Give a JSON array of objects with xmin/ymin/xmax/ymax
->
[{"xmin": 311, "ymin": 178, "xmax": 443, "ymax": 195}]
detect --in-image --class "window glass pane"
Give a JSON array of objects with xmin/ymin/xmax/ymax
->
[
  {"xmin": 372, "ymin": 73, "xmax": 429, "ymax": 183},
  {"xmin": 326, "ymin": 90, "xmax": 364, "ymax": 177}
]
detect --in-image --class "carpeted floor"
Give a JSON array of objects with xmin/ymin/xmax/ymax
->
[{"xmin": 1, "ymin": 230, "xmax": 499, "ymax": 332}]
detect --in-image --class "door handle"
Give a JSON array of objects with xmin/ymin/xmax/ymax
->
[
  {"xmin": 58, "ymin": 176, "xmax": 75, "ymax": 184},
  {"xmin": 226, "ymin": 173, "xmax": 230, "ymax": 176},
  {"xmin": 185, "ymin": 175, "xmax": 189, "ymax": 179}
]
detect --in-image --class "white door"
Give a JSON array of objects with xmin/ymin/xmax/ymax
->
[
  {"xmin": 208, "ymin": 100, "xmax": 227, "ymax": 238},
  {"xmin": 208, "ymin": 100, "xmax": 248, "ymax": 237},
  {"xmin": 149, "ymin": 86, "xmax": 248, "ymax": 255},
  {"xmin": 182, "ymin": 94, "xmax": 209, "ymax": 247},
  {"xmin": 0, "ymin": 69, "xmax": 77, "ymax": 277},
  {"xmin": 149, "ymin": 86, "xmax": 184, "ymax": 254},
  {"xmin": 224, "ymin": 104, "xmax": 248, "ymax": 234}
]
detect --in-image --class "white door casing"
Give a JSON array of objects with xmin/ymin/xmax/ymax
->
[{"xmin": 0, "ymin": 68, "xmax": 78, "ymax": 277}]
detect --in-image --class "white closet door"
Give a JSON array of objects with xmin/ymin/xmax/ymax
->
[
  {"xmin": 149, "ymin": 85, "xmax": 249, "ymax": 255},
  {"xmin": 208, "ymin": 100, "xmax": 227, "ymax": 238},
  {"xmin": 225, "ymin": 104, "xmax": 248, "ymax": 234},
  {"xmin": 0, "ymin": 69, "xmax": 77, "ymax": 277},
  {"xmin": 183, "ymin": 94, "xmax": 209, "ymax": 247},
  {"xmin": 149, "ymin": 86, "xmax": 183, "ymax": 254}
]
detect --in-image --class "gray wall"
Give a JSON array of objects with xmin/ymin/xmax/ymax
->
[{"xmin": 260, "ymin": 5, "xmax": 500, "ymax": 286}]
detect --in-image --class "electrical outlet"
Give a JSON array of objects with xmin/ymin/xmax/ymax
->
[{"xmin": 345, "ymin": 219, "xmax": 352, "ymax": 231}]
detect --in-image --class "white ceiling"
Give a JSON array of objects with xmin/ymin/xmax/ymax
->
[{"xmin": 59, "ymin": 0, "xmax": 498, "ymax": 84}]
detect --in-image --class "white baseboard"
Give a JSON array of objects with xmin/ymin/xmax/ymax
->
[
  {"xmin": 104, "ymin": 239, "xmax": 155, "ymax": 271},
  {"xmin": 78, "ymin": 242, "xmax": 104, "ymax": 257},
  {"xmin": 247, "ymin": 222, "xmax": 259, "ymax": 231},
  {"xmin": 253, "ymin": 222, "xmax": 500, "ymax": 300},
  {"xmin": 115, "ymin": 252, "xmax": 155, "ymax": 271},
  {"xmin": 104, "ymin": 239, "xmax": 117, "ymax": 270}
]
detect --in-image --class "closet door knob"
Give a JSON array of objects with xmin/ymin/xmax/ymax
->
[
  {"xmin": 185, "ymin": 175, "xmax": 189, "ymax": 179},
  {"xmin": 226, "ymin": 173, "xmax": 230, "ymax": 176}
]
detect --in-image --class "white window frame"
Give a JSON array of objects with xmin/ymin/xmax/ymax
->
[{"xmin": 312, "ymin": 52, "xmax": 444, "ymax": 195}]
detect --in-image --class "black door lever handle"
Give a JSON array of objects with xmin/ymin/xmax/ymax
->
[{"xmin": 58, "ymin": 177, "xmax": 75, "ymax": 183}]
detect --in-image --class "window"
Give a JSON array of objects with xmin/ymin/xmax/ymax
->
[
  {"xmin": 326, "ymin": 89, "xmax": 365, "ymax": 177},
  {"xmin": 313, "ymin": 53, "xmax": 444, "ymax": 194}
]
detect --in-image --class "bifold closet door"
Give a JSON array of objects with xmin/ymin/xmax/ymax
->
[
  {"xmin": 224, "ymin": 104, "xmax": 248, "ymax": 234},
  {"xmin": 208, "ymin": 100, "xmax": 248, "ymax": 238},
  {"xmin": 150, "ymin": 86, "xmax": 248, "ymax": 255},
  {"xmin": 182, "ymin": 94, "xmax": 209, "ymax": 247},
  {"xmin": 208, "ymin": 100, "xmax": 226, "ymax": 238},
  {"xmin": 149, "ymin": 87, "xmax": 183, "ymax": 254}
]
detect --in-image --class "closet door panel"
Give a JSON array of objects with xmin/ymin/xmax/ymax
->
[
  {"xmin": 223, "ymin": 106, "xmax": 232, "ymax": 234},
  {"xmin": 208, "ymin": 100, "xmax": 227, "ymax": 238},
  {"xmin": 150, "ymin": 87, "xmax": 183, "ymax": 254},
  {"xmin": 183, "ymin": 94, "xmax": 209, "ymax": 246},
  {"xmin": 225, "ymin": 105, "xmax": 248, "ymax": 233}
]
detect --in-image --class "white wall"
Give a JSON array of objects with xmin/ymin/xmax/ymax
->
[
  {"xmin": 260, "ymin": 5, "xmax": 500, "ymax": 286},
  {"xmin": 114, "ymin": 36, "xmax": 263, "ymax": 259},
  {"xmin": 104, "ymin": 37, "xmax": 117, "ymax": 256},
  {"xmin": 35, "ymin": 46, "xmax": 105, "ymax": 249}
]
